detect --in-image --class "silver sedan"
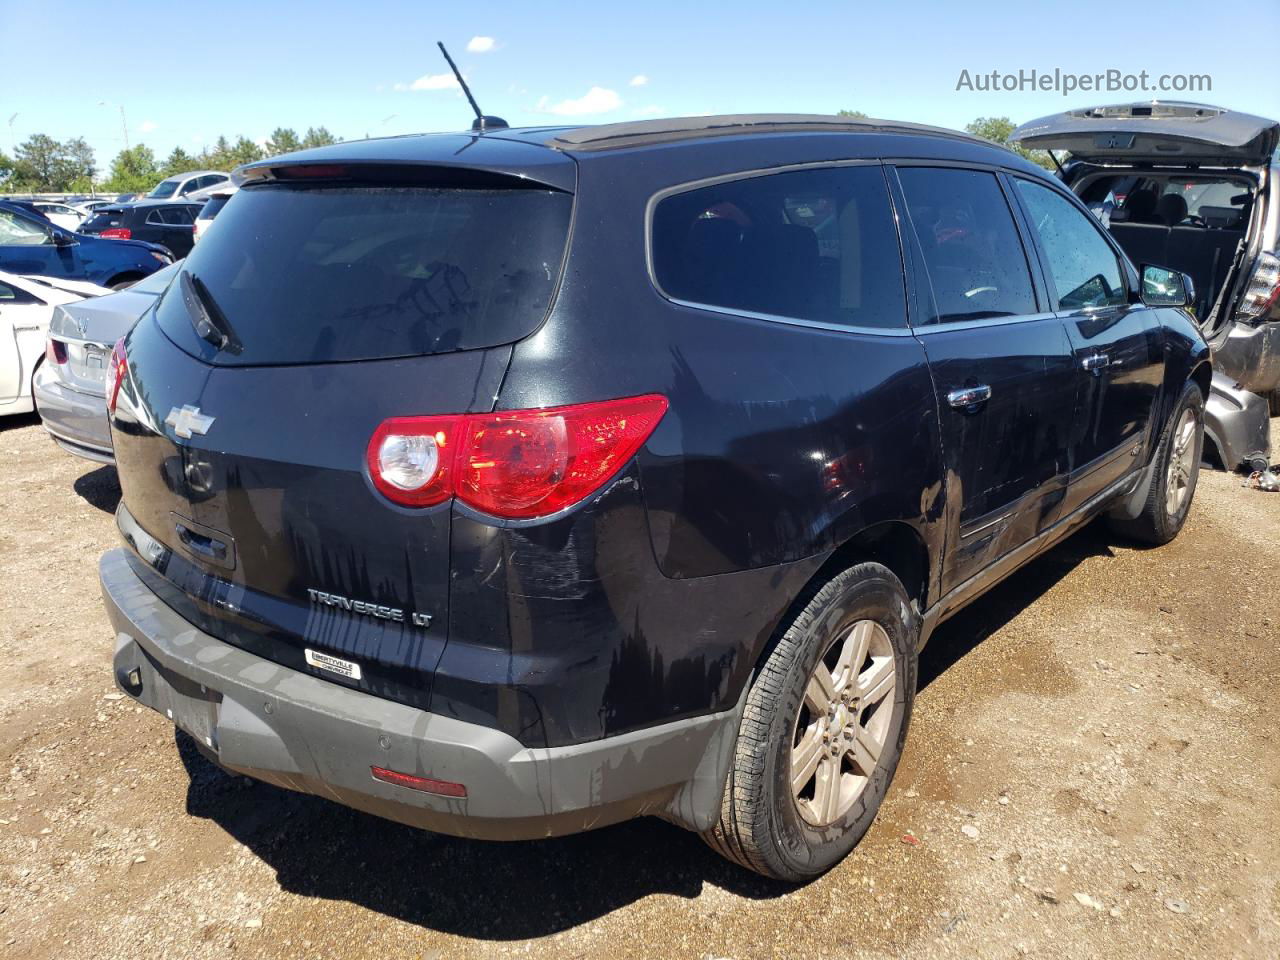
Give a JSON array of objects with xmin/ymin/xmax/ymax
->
[{"xmin": 33, "ymin": 263, "xmax": 180, "ymax": 462}]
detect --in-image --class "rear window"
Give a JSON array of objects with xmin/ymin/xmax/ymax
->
[
  {"xmin": 198, "ymin": 195, "xmax": 231, "ymax": 219},
  {"xmin": 652, "ymin": 165, "xmax": 906, "ymax": 329},
  {"xmin": 82, "ymin": 209, "xmax": 127, "ymax": 232},
  {"xmin": 154, "ymin": 182, "xmax": 572, "ymax": 364}
]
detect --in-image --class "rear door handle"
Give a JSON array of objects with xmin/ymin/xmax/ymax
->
[
  {"xmin": 946, "ymin": 385, "xmax": 992, "ymax": 410},
  {"xmin": 1081, "ymin": 353, "xmax": 1110, "ymax": 374}
]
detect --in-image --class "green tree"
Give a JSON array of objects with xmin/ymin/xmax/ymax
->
[
  {"xmin": 161, "ymin": 146, "xmax": 197, "ymax": 178},
  {"xmin": 226, "ymin": 136, "xmax": 265, "ymax": 168},
  {"xmin": 964, "ymin": 116, "xmax": 1055, "ymax": 170},
  {"xmin": 103, "ymin": 144, "xmax": 160, "ymax": 194},
  {"xmin": 10, "ymin": 134, "xmax": 96, "ymax": 190},
  {"xmin": 836, "ymin": 109, "xmax": 868, "ymax": 119},
  {"xmin": 301, "ymin": 126, "xmax": 339, "ymax": 149},
  {"xmin": 0, "ymin": 150, "xmax": 13, "ymax": 190},
  {"xmin": 265, "ymin": 127, "xmax": 302, "ymax": 156},
  {"xmin": 200, "ymin": 136, "xmax": 233, "ymax": 170}
]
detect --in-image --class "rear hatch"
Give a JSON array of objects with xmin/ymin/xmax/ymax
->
[
  {"xmin": 1011, "ymin": 102, "xmax": 1279, "ymax": 165},
  {"xmin": 110, "ymin": 149, "xmax": 574, "ymax": 709}
]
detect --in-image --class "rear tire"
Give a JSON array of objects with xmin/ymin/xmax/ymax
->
[
  {"xmin": 1109, "ymin": 381, "xmax": 1204, "ymax": 546},
  {"xmin": 703, "ymin": 562, "xmax": 917, "ymax": 881},
  {"xmin": 108, "ymin": 274, "xmax": 143, "ymax": 290}
]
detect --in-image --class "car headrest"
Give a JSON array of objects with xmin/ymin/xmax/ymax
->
[
  {"xmin": 1156, "ymin": 194, "xmax": 1189, "ymax": 227},
  {"xmin": 1124, "ymin": 190, "xmax": 1159, "ymax": 223}
]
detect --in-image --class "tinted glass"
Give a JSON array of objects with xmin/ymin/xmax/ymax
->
[
  {"xmin": 199, "ymin": 196, "xmax": 230, "ymax": 219},
  {"xmin": 652, "ymin": 165, "xmax": 906, "ymax": 329},
  {"xmin": 82, "ymin": 209, "xmax": 127, "ymax": 232},
  {"xmin": 148, "ymin": 179, "xmax": 179, "ymax": 199},
  {"xmin": 897, "ymin": 167, "xmax": 1037, "ymax": 323},
  {"xmin": 1016, "ymin": 179, "xmax": 1127, "ymax": 310},
  {"xmin": 154, "ymin": 183, "xmax": 573, "ymax": 365},
  {"xmin": 0, "ymin": 209, "xmax": 50, "ymax": 245}
]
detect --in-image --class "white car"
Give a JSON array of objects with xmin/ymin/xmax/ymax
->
[
  {"xmin": 69, "ymin": 199, "xmax": 116, "ymax": 219},
  {"xmin": 30, "ymin": 202, "xmax": 85, "ymax": 232},
  {"xmin": 147, "ymin": 170, "xmax": 233, "ymax": 203},
  {"xmin": 0, "ymin": 271, "xmax": 110, "ymax": 417},
  {"xmin": 192, "ymin": 188, "xmax": 237, "ymax": 244}
]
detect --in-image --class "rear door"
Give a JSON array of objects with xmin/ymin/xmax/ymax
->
[
  {"xmin": 891, "ymin": 164, "xmax": 1076, "ymax": 593},
  {"xmin": 1011, "ymin": 176, "xmax": 1165, "ymax": 512},
  {"xmin": 111, "ymin": 170, "xmax": 573, "ymax": 711}
]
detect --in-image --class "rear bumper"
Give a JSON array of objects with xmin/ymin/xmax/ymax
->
[
  {"xmin": 100, "ymin": 547, "xmax": 740, "ymax": 838},
  {"xmin": 1204, "ymin": 372, "xmax": 1271, "ymax": 470},
  {"xmin": 1213, "ymin": 320, "xmax": 1280, "ymax": 394},
  {"xmin": 32, "ymin": 366, "xmax": 113, "ymax": 463}
]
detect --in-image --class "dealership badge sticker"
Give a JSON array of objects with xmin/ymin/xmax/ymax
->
[{"xmin": 304, "ymin": 648, "xmax": 364, "ymax": 681}]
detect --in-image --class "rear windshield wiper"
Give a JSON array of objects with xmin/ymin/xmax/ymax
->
[{"xmin": 180, "ymin": 270, "xmax": 242, "ymax": 355}]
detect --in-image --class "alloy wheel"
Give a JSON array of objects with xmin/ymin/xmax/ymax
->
[
  {"xmin": 790, "ymin": 619, "xmax": 896, "ymax": 827},
  {"xmin": 1165, "ymin": 409, "xmax": 1198, "ymax": 516}
]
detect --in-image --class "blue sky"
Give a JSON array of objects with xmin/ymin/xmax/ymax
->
[{"xmin": 2, "ymin": 0, "xmax": 1277, "ymax": 168}]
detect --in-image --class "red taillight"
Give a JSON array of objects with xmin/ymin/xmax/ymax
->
[
  {"xmin": 100, "ymin": 227, "xmax": 132, "ymax": 240},
  {"xmin": 371, "ymin": 765, "xmax": 467, "ymax": 798},
  {"xmin": 366, "ymin": 394, "xmax": 669, "ymax": 519},
  {"xmin": 46, "ymin": 339, "xmax": 68, "ymax": 364},
  {"xmin": 107, "ymin": 338, "xmax": 127, "ymax": 414}
]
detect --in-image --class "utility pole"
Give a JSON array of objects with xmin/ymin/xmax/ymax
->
[
  {"xmin": 7, "ymin": 113, "xmax": 17, "ymax": 152},
  {"xmin": 119, "ymin": 105, "xmax": 129, "ymax": 151}
]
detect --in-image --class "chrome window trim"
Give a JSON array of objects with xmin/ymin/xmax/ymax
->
[
  {"xmin": 908, "ymin": 310, "xmax": 1062, "ymax": 335},
  {"xmin": 643, "ymin": 158, "xmax": 915, "ymax": 336}
]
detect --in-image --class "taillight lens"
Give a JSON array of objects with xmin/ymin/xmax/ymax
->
[
  {"xmin": 100, "ymin": 227, "xmax": 132, "ymax": 240},
  {"xmin": 107, "ymin": 338, "xmax": 127, "ymax": 414},
  {"xmin": 46, "ymin": 338, "xmax": 68, "ymax": 364},
  {"xmin": 367, "ymin": 416, "xmax": 460, "ymax": 507},
  {"xmin": 1236, "ymin": 252, "xmax": 1280, "ymax": 320},
  {"xmin": 366, "ymin": 394, "xmax": 669, "ymax": 519}
]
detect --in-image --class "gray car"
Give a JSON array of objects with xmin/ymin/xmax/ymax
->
[{"xmin": 33, "ymin": 263, "xmax": 179, "ymax": 462}]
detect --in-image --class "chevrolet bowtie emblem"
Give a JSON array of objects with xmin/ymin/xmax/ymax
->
[{"xmin": 165, "ymin": 404, "xmax": 215, "ymax": 439}]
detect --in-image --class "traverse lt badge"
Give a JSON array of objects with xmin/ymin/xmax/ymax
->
[{"xmin": 165, "ymin": 404, "xmax": 215, "ymax": 439}]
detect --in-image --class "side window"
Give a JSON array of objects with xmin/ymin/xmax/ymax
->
[
  {"xmin": 896, "ymin": 167, "xmax": 1038, "ymax": 324},
  {"xmin": 651, "ymin": 165, "xmax": 907, "ymax": 329},
  {"xmin": 0, "ymin": 209, "xmax": 51, "ymax": 246},
  {"xmin": 1016, "ymin": 179, "xmax": 1127, "ymax": 310},
  {"xmin": 146, "ymin": 208, "xmax": 167, "ymax": 225},
  {"xmin": 171, "ymin": 207, "xmax": 195, "ymax": 225}
]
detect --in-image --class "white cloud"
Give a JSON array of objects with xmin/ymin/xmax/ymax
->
[
  {"xmin": 467, "ymin": 36, "xmax": 496, "ymax": 53},
  {"xmin": 139, "ymin": 120, "xmax": 158, "ymax": 133},
  {"xmin": 538, "ymin": 86, "xmax": 623, "ymax": 116},
  {"xmin": 629, "ymin": 75, "xmax": 648, "ymax": 87},
  {"xmin": 395, "ymin": 72, "xmax": 461, "ymax": 92},
  {"xmin": 633, "ymin": 105, "xmax": 663, "ymax": 117}
]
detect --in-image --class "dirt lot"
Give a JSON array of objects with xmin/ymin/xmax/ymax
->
[{"xmin": 1, "ymin": 411, "xmax": 1277, "ymax": 960}]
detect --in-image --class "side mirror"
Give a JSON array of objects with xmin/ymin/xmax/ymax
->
[
  {"xmin": 51, "ymin": 229, "xmax": 77, "ymax": 248},
  {"xmin": 1140, "ymin": 264, "xmax": 1194, "ymax": 308}
]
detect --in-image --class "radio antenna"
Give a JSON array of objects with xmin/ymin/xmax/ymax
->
[{"xmin": 436, "ymin": 41, "xmax": 508, "ymax": 133}]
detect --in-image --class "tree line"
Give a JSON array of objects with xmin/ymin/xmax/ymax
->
[
  {"xmin": 0, "ymin": 126, "xmax": 340, "ymax": 194},
  {"xmin": 0, "ymin": 114, "xmax": 1054, "ymax": 195}
]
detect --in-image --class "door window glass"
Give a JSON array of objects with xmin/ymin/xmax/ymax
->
[
  {"xmin": 652, "ymin": 165, "xmax": 907, "ymax": 329},
  {"xmin": 1016, "ymin": 179, "xmax": 1127, "ymax": 310},
  {"xmin": 897, "ymin": 167, "xmax": 1038, "ymax": 323},
  {"xmin": 0, "ymin": 209, "xmax": 51, "ymax": 245}
]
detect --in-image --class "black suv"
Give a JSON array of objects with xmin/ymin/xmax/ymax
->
[
  {"xmin": 100, "ymin": 115, "xmax": 1209, "ymax": 881},
  {"xmin": 79, "ymin": 200, "xmax": 204, "ymax": 258}
]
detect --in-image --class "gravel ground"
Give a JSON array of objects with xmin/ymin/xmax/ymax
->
[{"xmin": 1, "ymin": 411, "xmax": 1277, "ymax": 960}]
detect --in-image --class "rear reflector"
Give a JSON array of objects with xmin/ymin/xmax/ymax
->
[
  {"xmin": 46, "ymin": 338, "xmax": 68, "ymax": 364},
  {"xmin": 371, "ymin": 765, "xmax": 467, "ymax": 798},
  {"xmin": 99, "ymin": 227, "xmax": 132, "ymax": 240},
  {"xmin": 107, "ymin": 337, "xmax": 127, "ymax": 414},
  {"xmin": 367, "ymin": 394, "xmax": 669, "ymax": 519}
]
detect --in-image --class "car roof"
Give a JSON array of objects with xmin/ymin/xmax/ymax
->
[
  {"xmin": 158, "ymin": 170, "xmax": 228, "ymax": 181},
  {"xmin": 237, "ymin": 113, "xmax": 1029, "ymax": 191}
]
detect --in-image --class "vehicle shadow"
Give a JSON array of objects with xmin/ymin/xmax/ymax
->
[
  {"xmin": 175, "ymin": 731, "xmax": 791, "ymax": 940},
  {"xmin": 173, "ymin": 519, "xmax": 1120, "ymax": 939},
  {"xmin": 0, "ymin": 411, "xmax": 40, "ymax": 434},
  {"xmin": 74, "ymin": 465, "xmax": 121, "ymax": 514},
  {"xmin": 918, "ymin": 520, "xmax": 1116, "ymax": 691}
]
